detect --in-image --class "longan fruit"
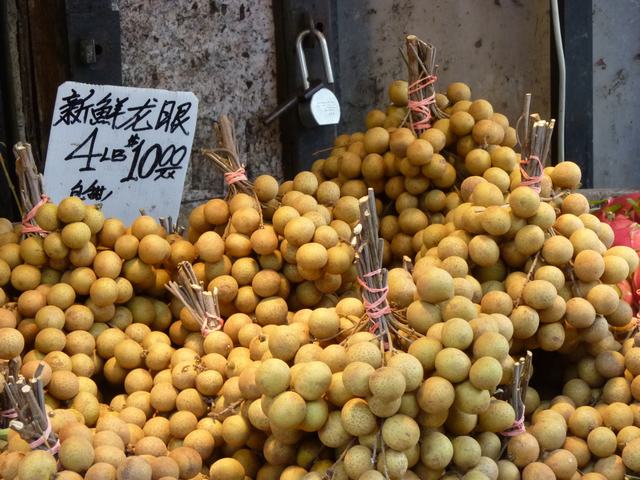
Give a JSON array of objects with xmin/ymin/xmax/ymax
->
[
  {"xmin": 551, "ymin": 161, "xmax": 582, "ymax": 189},
  {"xmin": 389, "ymin": 128, "xmax": 416, "ymax": 158},
  {"xmin": 468, "ymin": 99, "xmax": 494, "ymax": 121},
  {"xmin": 447, "ymin": 82, "xmax": 472, "ymax": 103},
  {"xmin": 361, "ymin": 128, "xmax": 390, "ymax": 156},
  {"xmin": 509, "ymin": 186, "xmax": 540, "ymax": 218},
  {"xmin": 389, "ymin": 80, "xmax": 408, "ymax": 106},
  {"xmin": 450, "ymin": 111, "xmax": 475, "ymax": 136},
  {"xmin": 365, "ymin": 109, "xmax": 386, "ymax": 129},
  {"xmin": 490, "ymin": 146, "xmax": 517, "ymax": 172}
]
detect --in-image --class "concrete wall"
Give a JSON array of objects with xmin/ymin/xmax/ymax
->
[
  {"xmin": 336, "ymin": 0, "xmax": 551, "ymax": 134},
  {"xmin": 118, "ymin": 0, "xmax": 637, "ymax": 214},
  {"xmin": 592, "ymin": 0, "xmax": 640, "ymax": 188},
  {"xmin": 120, "ymin": 0, "xmax": 282, "ymax": 217}
]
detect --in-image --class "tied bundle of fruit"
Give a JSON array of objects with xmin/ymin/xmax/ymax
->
[
  {"xmin": 1, "ymin": 360, "xmax": 59, "ymax": 456},
  {"xmin": 165, "ymin": 261, "xmax": 223, "ymax": 336},
  {"xmin": 350, "ymin": 188, "xmax": 421, "ymax": 352},
  {"xmin": 404, "ymin": 35, "xmax": 447, "ymax": 135},
  {"xmin": 199, "ymin": 114, "xmax": 265, "ymax": 238},
  {"xmin": 514, "ymin": 93, "xmax": 554, "ymax": 195},
  {"xmin": 13, "ymin": 142, "xmax": 48, "ymax": 236},
  {"xmin": 187, "ymin": 127, "xmax": 360, "ymax": 315},
  {"xmin": 312, "ymin": 40, "xmax": 527, "ymax": 267}
]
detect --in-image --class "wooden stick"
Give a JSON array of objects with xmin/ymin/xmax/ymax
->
[
  {"xmin": 405, "ymin": 35, "xmax": 447, "ymax": 134},
  {"xmin": 13, "ymin": 143, "xmax": 43, "ymax": 216},
  {"xmin": 216, "ymin": 115, "xmax": 239, "ymax": 159},
  {"xmin": 165, "ymin": 262, "xmax": 223, "ymax": 335},
  {"xmin": 0, "ymin": 153, "xmax": 22, "ymax": 216}
]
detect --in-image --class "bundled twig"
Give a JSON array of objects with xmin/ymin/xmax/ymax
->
[
  {"xmin": 516, "ymin": 94, "xmax": 555, "ymax": 192},
  {"xmin": 200, "ymin": 115, "xmax": 264, "ymax": 236},
  {"xmin": 352, "ymin": 189, "xmax": 422, "ymax": 357},
  {"xmin": 499, "ymin": 351, "xmax": 533, "ymax": 437},
  {"xmin": 200, "ymin": 115, "xmax": 256, "ymax": 200},
  {"xmin": 1, "ymin": 360, "xmax": 59, "ymax": 453},
  {"xmin": 0, "ymin": 153, "xmax": 21, "ymax": 216},
  {"xmin": 403, "ymin": 35, "xmax": 447, "ymax": 134},
  {"xmin": 0, "ymin": 360, "xmax": 15, "ymax": 429},
  {"xmin": 158, "ymin": 216, "xmax": 185, "ymax": 237},
  {"xmin": 165, "ymin": 261, "xmax": 223, "ymax": 336},
  {"xmin": 353, "ymin": 190, "xmax": 393, "ymax": 348},
  {"xmin": 13, "ymin": 142, "xmax": 48, "ymax": 235}
]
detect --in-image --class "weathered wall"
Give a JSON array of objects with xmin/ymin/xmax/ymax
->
[
  {"xmin": 336, "ymin": 0, "xmax": 551, "ymax": 133},
  {"xmin": 592, "ymin": 0, "xmax": 640, "ymax": 188},
  {"xmin": 119, "ymin": 1, "xmax": 552, "ymax": 220},
  {"xmin": 120, "ymin": 0, "xmax": 282, "ymax": 218},
  {"xmin": 118, "ymin": 0, "xmax": 637, "ymax": 213}
]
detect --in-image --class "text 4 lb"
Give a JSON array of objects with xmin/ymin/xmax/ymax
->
[{"xmin": 65, "ymin": 127, "xmax": 188, "ymax": 182}]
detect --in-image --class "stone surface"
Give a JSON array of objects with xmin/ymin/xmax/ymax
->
[
  {"xmin": 335, "ymin": 0, "xmax": 551, "ymax": 133},
  {"xmin": 118, "ymin": 0, "xmax": 637, "ymax": 224},
  {"xmin": 592, "ymin": 0, "xmax": 640, "ymax": 188},
  {"xmin": 120, "ymin": 0, "xmax": 282, "ymax": 221}
]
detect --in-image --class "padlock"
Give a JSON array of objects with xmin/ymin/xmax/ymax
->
[
  {"xmin": 295, "ymin": 28, "xmax": 341, "ymax": 127},
  {"xmin": 263, "ymin": 80, "xmax": 324, "ymax": 125}
]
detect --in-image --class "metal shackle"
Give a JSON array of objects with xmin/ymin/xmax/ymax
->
[{"xmin": 295, "ymin": 28, "xmax": 335, "ymax": 91}]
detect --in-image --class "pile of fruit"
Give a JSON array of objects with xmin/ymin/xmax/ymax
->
[{"xmin": 1, "ymin": 60, "xmax": 639, "ymax": 480}]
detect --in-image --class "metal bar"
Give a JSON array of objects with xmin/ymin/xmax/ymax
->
[
  {"xmin": 64, "ymin": 0, "xmax": 122, "ymax": 85},
  {"xmin": 272, "ymin": 0, "xmax": 339, "ymax": 178},
  {"xmin": 558, "ymin": 0, "xmax": 593, "ymax": 186}
]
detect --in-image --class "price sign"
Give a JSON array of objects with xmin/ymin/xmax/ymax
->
[{"xmin": 44, "ymin": 81, "xmax": 198, "ymax": 225}]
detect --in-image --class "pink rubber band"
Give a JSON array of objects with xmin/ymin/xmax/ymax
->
[
  {"xmin": 47, "ymin": 439, "xmax": 60, "ymax": 455},
  {"xmin": 29, "ymin": 417, "xmax": 53, "ymax": 449},
  {"xmin": 21, "ymin": 194, "xmax": 50, "ymax": 235},
  {"xmin": 362, "ymin": 269, "xmax": 382, "ymax": 278},
  {"xmin": 519, "ymin": 155, "xmax": 544, "ymax": 192},
  {"xmin": 357, "ymin": 273, "xmax": 393, "ymax": 334},
  {"xmin": 501, "ymin": 413, "xmax": 526, "ymax": 436},
  {"xmin": 364, "ymin": 292, "xmax": 392, "ymax": 319},
  {"xmin": 408, "ymin": 75, "xmax": 438, "ymax": 132},
  {"xmin": 0, "ymin": 408, "xmax": 18, "ymax": 418},
  {"xmin": 201, "ymin": 312, "xmax": 224, "ymax": 337},
  {"xmin": 224, "ymin": 167, "xmax": 248, "ymax": 185}
]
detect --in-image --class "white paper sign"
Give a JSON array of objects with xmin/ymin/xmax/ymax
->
[{"xmin": 44, "ymin": 81, "xmax": 198, "ymax": 225}]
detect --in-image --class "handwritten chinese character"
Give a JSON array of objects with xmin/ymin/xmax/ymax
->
[
  {"xmin": 54, "ymin": 88, "xmax": 96, "ymax": 125},
  {"xmin": 116, "ymin": 98, "xmax": 157, "ymax": 131},
  {"xmin": 70, "ymin": 179, "xmax": 113, "ymax": 201},
  {"xmin": 126, "ymin": 134, "xmax": 141, "ymax": 148},
  {"xmin": 90, "ymin": 93, "xmax": 128, "ymax": 128},
  {"xmin": 155, "ymin": 100, "xmax": 193, "ymax": 135}
]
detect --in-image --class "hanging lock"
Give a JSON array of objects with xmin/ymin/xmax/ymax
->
[
  {"xmin": 263, "ymin": 26, "xmax": 340, "ymax": 127},
  {"xmin": 295, "ymin": 28, "xmax": 340, "ymax": 127}
]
